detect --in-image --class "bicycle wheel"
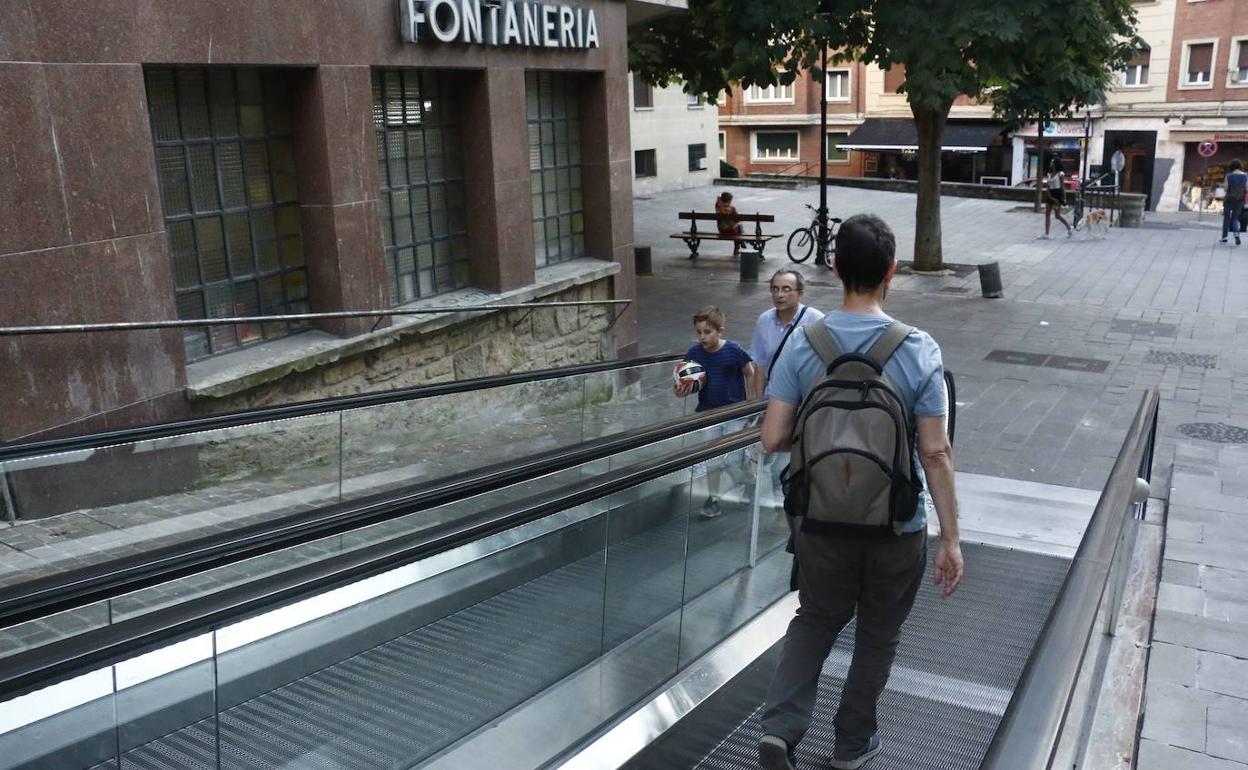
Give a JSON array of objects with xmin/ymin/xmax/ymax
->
[{"xmin": 787, "ymin": 228, "xmax": 814, "ymax": 263}]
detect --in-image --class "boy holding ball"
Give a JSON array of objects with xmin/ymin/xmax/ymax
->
[{"xmin": 675, "ymin": 306, "xmax": 757, "ymax": 516}]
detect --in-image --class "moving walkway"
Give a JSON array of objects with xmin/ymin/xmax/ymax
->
[{"xmin": 0, "ymin": 371, "xmax": 1159, "ymax": 769}]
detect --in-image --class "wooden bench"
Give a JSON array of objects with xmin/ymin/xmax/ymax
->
[{"xmin": 669, "ymin": 211, "xmax": 782, "ymax": 259}]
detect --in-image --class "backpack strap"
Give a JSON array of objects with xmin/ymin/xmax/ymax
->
[
  {"xmin": 804, "ymin": 322, "xmax": 841, "ymax": 367},
  {"xmin": 864, "ymin": 321, "xmax": 913, "ymax": 369}
]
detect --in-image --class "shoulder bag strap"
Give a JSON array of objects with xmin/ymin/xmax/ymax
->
[
  {"xmin": 864, "ymin": 320, "xmax": 913, "ymax": 369},
  {"xmin": 804, "ymin": 321, "xmax": 841, "ymax": 368},
  {"xmin": 766, "ymin": 306, "xmax": 809, "ymax": 382}
]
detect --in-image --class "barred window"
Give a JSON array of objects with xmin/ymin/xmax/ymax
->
[
  {"xmin": 373, "ymin": 69, "xmax": 469, "ymax": 305},
  {"xmin": 145, "ymin": 67, "xmax": 308, "ymax": 361},
  {"xmin": 526, "ymin": 72, "xmax": 586, "ymax": 267}
]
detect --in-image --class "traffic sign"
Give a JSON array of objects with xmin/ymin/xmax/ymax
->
[
  {"xmin": 1111, "ymin": 150, "xmax": 1126, "ymax": 173},
  {"xmin": 1198, "ymin": 139, "xmax": 1218, "ymax": 158}
]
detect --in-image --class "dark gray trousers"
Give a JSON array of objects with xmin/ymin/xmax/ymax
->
[{"xmin": 760, "ymin": 528, "xmax": 926, "ymax": 753}]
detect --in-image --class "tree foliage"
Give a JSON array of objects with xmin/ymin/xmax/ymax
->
[{"xmin": 630, "ymin": 0, "xmax": 1140, "ymax": 269}]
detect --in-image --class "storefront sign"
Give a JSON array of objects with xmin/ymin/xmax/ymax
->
[
  {"xmin": 1214, "ymin": 132, "xmax": 1248, "ymax": 143},
  {"xmin": 400, "ymin": 0, "xmax": 600, "ymax": 48},
  {"xmin": 1019, "ymin": 121, "xmax": 1087, "ymax": 138}
]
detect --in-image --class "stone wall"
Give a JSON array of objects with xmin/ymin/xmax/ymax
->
[{"xmin": 191, "ymin": 279, "xmax": 616, "ymax": 416}]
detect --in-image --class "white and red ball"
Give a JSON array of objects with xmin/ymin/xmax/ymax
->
[{"xmin": 674, "ymin": 361, "xmax": 707, "ymax": 393}]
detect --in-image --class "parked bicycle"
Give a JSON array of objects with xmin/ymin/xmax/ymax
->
[{"xmin": 787, "ymin": 204, "xmax": 842, "ymax": 265}]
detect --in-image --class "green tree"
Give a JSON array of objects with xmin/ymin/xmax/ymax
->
[{"xmin": 630, "ymin": 0, "xmax": 1139, "ymax": 270}]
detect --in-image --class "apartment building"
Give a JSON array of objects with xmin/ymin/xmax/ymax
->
[
  {"xmin": 628, "ymin": 76, "xmax": 721, "ymax": 195},
  {"xmin": 718, "ymin": 59, "xmax": 868, "ymax": 179}
]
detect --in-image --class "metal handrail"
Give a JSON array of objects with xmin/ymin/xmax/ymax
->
[
  {"xmin": 0, "ymin": 300, "xmax": 630, "ymax": 336},
  {"xmin": 979, "ymin": 388, "xmax": 1160, "ymax": 770}
]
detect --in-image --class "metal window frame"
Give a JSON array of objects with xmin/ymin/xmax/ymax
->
[
  {"xmin": 527, "ymin": 71, "xmax": 587, "ymax": 268},
  {"xmin": 147, "ymin": 66, "xmax": 309, "ymax": 361},
  {"xmin": 373, "ymin": 68, "xmax": 470, "ymax": 305}
]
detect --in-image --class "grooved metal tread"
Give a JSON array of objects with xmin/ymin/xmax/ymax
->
[
  {"xmin": 674, "ymin": 543, "xmax": 1070, "ymax": 770},
  {"xmin": 85, "ymin": 491, "xmax": 771, "ymax": 770}
]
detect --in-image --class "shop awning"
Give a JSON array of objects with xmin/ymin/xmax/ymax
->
[{"xmin": 839, "ymin": 119, "xmax": 1006, "ymax": 153}]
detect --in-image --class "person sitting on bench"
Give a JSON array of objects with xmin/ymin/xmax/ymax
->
[{"xmin": 716, "ymin": 191, "xmax": 745, "ymax": 257}]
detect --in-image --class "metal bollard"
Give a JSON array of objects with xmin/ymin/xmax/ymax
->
[
  {"xmin": 634, "ymin": 246, "xmax": 652, "ymax": 276},
  {"xmin": 739, "ymin": 250, "xmax": 761, "ymax": 282},
  {"xmin": 978, "ymin": 261, "xmax": 1004, "ymax": 298}
]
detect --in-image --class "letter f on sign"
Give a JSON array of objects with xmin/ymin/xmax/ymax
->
[{"xmin": 401, "ymin": 0, "xmax": 427, "ymax": 42}]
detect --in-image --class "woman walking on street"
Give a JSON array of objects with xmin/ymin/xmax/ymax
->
[{"xmin": 1043, "ymin": 159, "xmax": 1072, "ymax": 239}]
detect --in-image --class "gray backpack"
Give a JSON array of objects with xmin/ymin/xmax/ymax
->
[{"xmin": 781, "ymin": 321, "xmax": 922, "ymax": 536}]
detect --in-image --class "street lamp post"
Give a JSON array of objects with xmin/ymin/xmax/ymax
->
[{"xmin": 816, "ymin": 43, "xmax": 830, "ymax": 266}]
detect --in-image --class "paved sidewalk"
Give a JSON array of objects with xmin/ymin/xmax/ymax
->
[{"xmin": 636, "ymin": 183, "xmax": 1248, "ymax": 768}]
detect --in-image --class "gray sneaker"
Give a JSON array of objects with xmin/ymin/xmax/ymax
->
[
  {"xmin": 758, "ymin": 735, "xmax": 796, "ymax": 770},
  {"xmin": 829, "ymin": 734, "xmax": 882, "ymax": 769}
]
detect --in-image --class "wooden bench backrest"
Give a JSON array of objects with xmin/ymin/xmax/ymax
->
[{"xmin": 678, "ymin": 211, "xmax": 775, "ymax": 223}]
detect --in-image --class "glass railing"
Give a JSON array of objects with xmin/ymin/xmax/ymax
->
[
  {"xmin": 0, "ymin": 359, "xmax": 689, "ymax": 589},
  {"xmin": 0, "ymin": 418, "xmax": 757, "ymax": 661},
  {"xmin": 0, "ymin": 429, "xmax": 792, "ymax": 770}
]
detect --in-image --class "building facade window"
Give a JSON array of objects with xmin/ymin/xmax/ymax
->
[
  {"xmin": 826, "ymin": 132, "xmax": 850, "ymax": 162},
  {"xmin": 1122, "ymin": 47, "xmax": 1150, "ymax": 86},
  {"xmin": 884, "ymin": 64, "xmax": 907, "ymax": 94},
  {"xmin": 527, "ymin": 72, "xmax": 585, "ymax": 267},
  {"xmin": 1183, "ymin": 41, "xmax": 1215, "ymax": 86},
  {"xmin": 373, "ymin": 69, "xmax": 469, "ymax": 306},
  {"xmin": 145, "ymin": 66, "xmax": 308, "ymax": 361},
  {"xmin": 718, "ymin": 131, "xmax": 726, "ymax": 161},
  {"xmin": 635, "ymin": 149, "xmax": 657, "ymax": 177},
  {"xmin": 826, "ymin": 69, "xmax": 851, "ymax": 101},
  {"xmin": 744, "ymin": 82, "xmax": 795, "ymax": 104},
  {"xmin": 752, "ymin": 131, "xmax": 799, "ymax": 161},
  {"xmin": 1232, "ymin": 39, "xmax": 1248, "ymax": 85},
  {"xmin": 688, "ymin": 143, "xmax": 707, "ymax": 172},
  {"xmin": 632, "ymin": 73, "xmax": 653, "ymax": 109},
  {"xmin": 687, "ymin": 92, "xmax": 704, "ymax": 108}
]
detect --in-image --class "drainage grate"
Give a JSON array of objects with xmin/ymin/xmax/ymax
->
[
  {"xmin": 939, "ymin": 286, "xmax": 970, "ymax": 294},
  {"xmin": 1146, "ymin": 351, "xmax": 1217, "ymax": 369},
  {"xmin": 1178, "ymin": 423, "xmax": 1248, "ymax": 444},
  {"xmin": 985, "ymin": 350, "xmax": 1049, "ymax": 367},
  {"xmin": 985, "ymin": 350, "xmax": 1109, "ymax": 373},
  {"xmin": 1110, "ymin": 320, "xmax": 1179, "ymax": 338}
]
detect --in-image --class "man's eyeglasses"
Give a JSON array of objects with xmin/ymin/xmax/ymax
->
[{"xmin": 769, "ymin": 286, "xmax": 796, "ymax": 294}]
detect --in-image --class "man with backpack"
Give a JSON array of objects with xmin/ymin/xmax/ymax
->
[
  {"xmin": 1221, "ymin": 158, "xmax": 1247, "ymax": 246},
  {"xmin": 756, "ymin": 214, "xmax": 963, "ymax": 770}
]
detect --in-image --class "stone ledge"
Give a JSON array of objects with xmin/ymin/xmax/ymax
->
[{"xmin": 185, "ymin": 259, "xmax": 621, "ymax": 401}]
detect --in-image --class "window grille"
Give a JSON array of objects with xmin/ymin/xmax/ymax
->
[
  {"xmin": 526, "ymin": 72, "xmax": 586, "ymax": 267},
  {"xmin": 635, "ymin": 149, "xmax": 657, "ymax": 178},
  {"xmin": 688, "ymin": 143, "xmax": 707, "ymax": 172},
  {"xmin": 145, "ymin": 66, "xmax": 308, "ymax": 361},
  {"xmin": 373, "ymin": 69, "xmax": 469, "ymax": 305},
  {"xmin": 826, "ymin": 70, "xmax": 851, "ymax": 100},
  {"xmin": 754, "ymin": 131, "xmax": 799, "ymax": 160},
  {"xmin": 1186, "ymin": 43, "xmax": 1213, "ymax": 85},
  {"xmin": 826, "ymin": 132, "xmax": 849, "ymax": 162}
]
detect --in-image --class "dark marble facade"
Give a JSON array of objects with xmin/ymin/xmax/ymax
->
[{"xmin": 0, "ymin": 0, "xmax": 636, "ymax": 442}]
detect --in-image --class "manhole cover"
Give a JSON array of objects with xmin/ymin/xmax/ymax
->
[
  {"xmin": 1146, "ymin": 351, "xmax": 1217, "ymax": 369},
  {"xmin": 1178, "ymin": 422, "xmax": 1248, "ymax": 444}
]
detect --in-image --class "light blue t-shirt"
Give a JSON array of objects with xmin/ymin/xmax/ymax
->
[{"xmin": 769, "ymin": 311, "xmax": 947, "ymax": 532}]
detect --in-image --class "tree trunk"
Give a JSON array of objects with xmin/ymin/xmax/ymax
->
[{"xmin": 912, "ymin": 101, "xmax": 951, "ymax": 272}]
